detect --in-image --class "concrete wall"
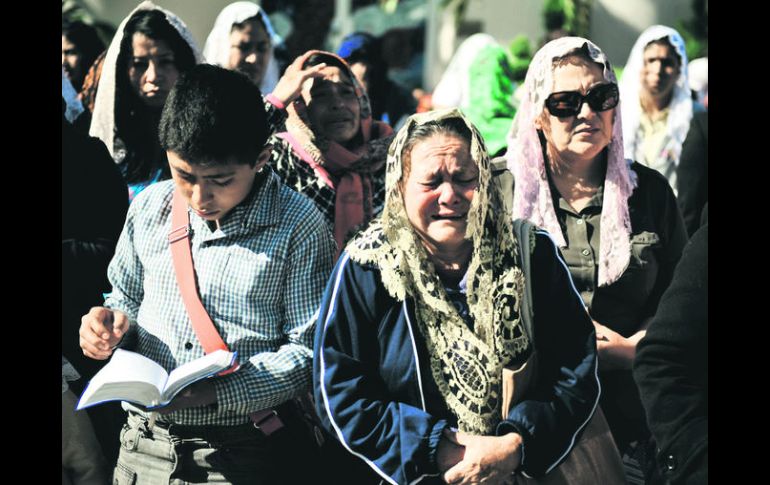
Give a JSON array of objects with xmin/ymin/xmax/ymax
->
[
  {"xmin": 78, "ymin": 0, "xmax": 244, "ymax": 50},
  {"xmin": 461, "ymin": 0, "xmax": 695, "ymax": 67},
  {"xmin": 75, "ymin": 0, "xmax": 698, "ymax": 89},
  {"xmin": 590, "ymin": 0, "xmax": 694, "ymax": 67}
]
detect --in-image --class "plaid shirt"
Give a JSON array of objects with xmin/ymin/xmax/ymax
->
[{"xmin": 104, "ymin": 169, "xmax": 335, "ymax": 426}]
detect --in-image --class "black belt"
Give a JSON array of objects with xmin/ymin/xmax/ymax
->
[{"xmin": 128, "ymin": 401, "xmax": 297, "ymax": 442}]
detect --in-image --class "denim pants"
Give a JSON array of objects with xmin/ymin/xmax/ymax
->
[{"xmin": 113, "ymin": 409, "xmax": 320, "ymax": 485}]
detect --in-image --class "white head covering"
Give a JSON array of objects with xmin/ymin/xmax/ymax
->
[
  {"xmin": 504, "ymin": 36, "xmax": 637, "ymax": 287},
  {"xmin": 203, "ymin": 1, "xmax": 282, "ymax": 94},
  {"xmin": 431, "ymin": 33, "xmax": 498, "ymax": 109},
  {"xmin": 89, "ymin": 1, "xmax": 203, "ymax": 158},
  {"xmin": 62, "ymin": 67, "xmax": 84, "ymax": 123},
  {"xmin": 620, "ymin": 25, "xmax": 691, "ymax": 170}
]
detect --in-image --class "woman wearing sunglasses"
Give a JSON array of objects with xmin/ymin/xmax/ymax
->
[{"xmin": 503, "ymin": 37, "xmax": 687, "ymax": 482}]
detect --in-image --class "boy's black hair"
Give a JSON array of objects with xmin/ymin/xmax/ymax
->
[{"xmin": 159, "ymin": 64, "xmax": 269, "ymax": 166}]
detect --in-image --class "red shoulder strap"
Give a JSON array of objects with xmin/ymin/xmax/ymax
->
[{"xmin": 168, "ymin": 189, "xmax": 238, "ymax": 375}]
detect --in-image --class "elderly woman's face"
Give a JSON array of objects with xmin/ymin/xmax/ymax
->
[
  {"xmin": 402, "ymin": 133, "xmax": 478, "ymax": 254},
  {"xmin": 128, "ymin": 33, "xmax": 180, "ymax": 109},
  {"xmin": 536, "ymin": 57, "xmax": 613, "ymax": 165},
  {"xmin": 228, "ymin": 18, "xmax": 271, "ymax": 86},
  {"xmin": 303, "ymin": 66, "xmax": 361, "ymax": 144}
]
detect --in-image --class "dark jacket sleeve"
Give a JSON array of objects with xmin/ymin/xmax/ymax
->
[
  {"xmin": 676, "ymin": 111, "xmax": 708, "ymax": 237},
  {"xmin": 633, "ymin": 225, "xmax": 708, "ymax": 485},
  {"xmin": 313, "ymin": 252, "xmax": 449, "ymax": 485},
  {"xmin": 496, "ymin": 231, "xmax": 600, "ymax": 477},
  {"xmin": 634, "ymin": 164, "xmax": 689, "ymax": 320}
]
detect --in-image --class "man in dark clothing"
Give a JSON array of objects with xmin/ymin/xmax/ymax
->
[
  {"xmin": 633, "ymin": 224, "xmax": 708, "ymax": 484},
  {"xmin": 676, "ymin": 110, "xmax": 708, "ymax": 237}
]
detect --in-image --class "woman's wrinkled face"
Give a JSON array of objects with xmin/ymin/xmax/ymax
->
[
  {"xmin": 536, "ymin": 57, "xmax": 614, "ymax": 165},
  {"xmin": 402, "ymin": 133, "xmax": 478, "ymax": 254},
  {"xmin": 128, "ymin": 33, "xmax": 180, "ymax": 109},
  {"xmin": 228, "ymin": 18, "xmax": 271, "ymax": 86},
  {"xmin": 303, "ymin": 66, "xmax": 361, "ymax": 144},
  {"xmin": 640, "ymin": 41, "xmax": 681, "ymax": 100}
]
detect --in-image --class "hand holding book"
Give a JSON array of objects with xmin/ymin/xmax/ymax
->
[{"xmin": 76, "ymin": 348, "xmax": 237, "ymax": 411}]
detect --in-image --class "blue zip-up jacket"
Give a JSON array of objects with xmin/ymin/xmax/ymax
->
[{"xmin": 313, "ymin": 231, "xmax": 600, "ymax": 484}]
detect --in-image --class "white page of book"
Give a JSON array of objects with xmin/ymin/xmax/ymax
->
[
  {"xmin": 93, "ymin": 349, "xmax": 168, "ymax": 390},
  {"xmin": 78, "ymin": 349, "xmax": 169, "ymax": 408},
  {"xmin": 164, "ymin": 349, "xmax": 233, "ymax": 400}
]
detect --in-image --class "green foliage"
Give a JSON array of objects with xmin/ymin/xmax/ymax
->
[
  {"xmin": 613, "ymin": 66, "xmax": 624, "ymax": 83},
  {"xmin": 62, "ymin": 0, "xmax": 92, "ymax": 24},
  {"xmin": 542, "ymin": 0, "xmax": 592, "ymax": 38},
  {"xmin": 508, "ymin": 35, "xmax": 533, "ymax": 82},
  {"xmin": 676, "ymin": 0, "xmax": 708, "ymax": 59}
]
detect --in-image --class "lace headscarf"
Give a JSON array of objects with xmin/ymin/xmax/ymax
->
[
  {"xmin": 203, "ymin": 1, "xmax": 282, "ymax": 94},
  {"xmin": 89, "ymin": 1, "xmax": 203, "ymax": 159},
  {"xmin": 504, "ymin": 37, "xmax": 637, "ymax": 287},
  {"xmin": 347, "ymin": 109, "xmax": 528, "ymax": 434},
  {"xmin": 278, "ymin": 50, "xmax": 394, "ymax": 253},
  {"xmin": 620, "ymin": 25, "xmax": 691, "ymax": 172}
]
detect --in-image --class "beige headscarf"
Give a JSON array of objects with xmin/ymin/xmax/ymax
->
[{"xmin": 347, "ymin": 109, "xmax": 529, "ymax": 434}]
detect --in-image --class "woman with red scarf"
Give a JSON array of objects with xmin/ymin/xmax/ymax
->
[{"xmin": 267, "ymin": 50, "xmax": 394, "ymax": 256}]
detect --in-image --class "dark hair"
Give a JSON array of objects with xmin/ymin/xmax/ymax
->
[
  {"xmin": 302, "ymin": 52, "xmax": 350, "ymax": 73},
  {"xmin": 117, "ymin": 10, "xmax": 196, "ymax": 75},
  {"xmin": 114, "ymin": 9, "xmax": 197, "ymax": 184},
  {"xmin": 62, "ymin": 21, "xmax": 105, "ymax": 75},
  {"xmin": 400, "ymin": 117, "xmax": 472, "ymax": 180},
  {"xmin": 337, "ymin": 32, "xmax": 380, "ymax": 66},
  {"xmin": 644, "ymin": 37, "xmax": 682, "ymax": 66},
  {"xmin": 337, "ymin": 32, "xmax": 389, "ymax": 119},
  {"xmin": 159, "ymin": 64, "xmax": 269, "ymax": 166},
  {"xmin": 231, "ymin": 13, "xmax": 270, "ymax": 38},
  {"xmin": 552, "ymin": 42, "xmax": 608, "ymax": 71}
]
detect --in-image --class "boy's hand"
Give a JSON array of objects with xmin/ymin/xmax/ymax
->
[
  {"xmin": 270, "ymin": 56, "xmax": 328, "ymax": 106},
  {"xmin": 79, "ymin": 306, "xmax": 129, "ymax": 360}
]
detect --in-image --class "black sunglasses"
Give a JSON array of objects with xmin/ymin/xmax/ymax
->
[{"xmin": 545, "ymin": 83, "xmax": 619, "ymax": 118}]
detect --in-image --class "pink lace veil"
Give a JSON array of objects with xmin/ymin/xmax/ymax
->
[{"xmin": 504, "ymin": 37, "xmax": 637, "ymax": 286}]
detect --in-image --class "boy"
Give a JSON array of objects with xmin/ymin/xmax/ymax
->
[{"xmin": 79, "ymin": 64, "xmax": 335, "ymax": 483}]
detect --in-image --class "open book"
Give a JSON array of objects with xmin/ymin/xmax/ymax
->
[{"xmin": 76, "ymin": 348, "xmax": 237, "ymax": 410}]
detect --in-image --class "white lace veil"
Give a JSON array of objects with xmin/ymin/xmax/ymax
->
[
  {"xmin": 619, "ymin": 25, "xmax": 692, "ymax": 169},
  {"xmin": 88, "ymin": 1, "xmax": 203, "ymax": 158},
  {"xmin": 504, "ymin": 37, "xmax": 637, "ymax": 287},
  {"xmin": 203, "ymin": 1, "xmax": 282, "ymax": 94}
]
